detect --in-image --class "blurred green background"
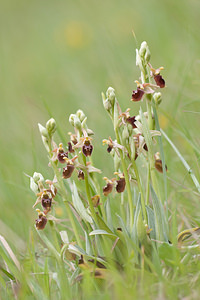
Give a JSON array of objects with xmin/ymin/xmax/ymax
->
[{"xmin": 0, "ymin": 0, "xmax": 200, "ymax": 250}]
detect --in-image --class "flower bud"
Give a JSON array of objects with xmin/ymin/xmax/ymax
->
[
  {"xmin": 74, "ymin": 115, "xmax": 82, "ymax": 130},
  {"xmin": 33, "ymin": 172, "xmax": 44, "ymax": 183},
  {"xmin": 153, "ymin": 92, "xmax": 162, "ymax": 105},
  {"xmin": 76, "ymin": 109, "xmax": 86, "ymax": 122},
  {"xmin": 30, "ymin": 177, "xmax": 39, "ymax": 194},
  {"xmin": 139, "ymin": 41, "xmax": 148, "ymax": 58},
  {"xmin": 38, "ymin": 123, "xmax": 49, "ymax": 138},
  {"xmin": 46, "ymin": 118, "xmax": 56, "ymax": 135},
  {"xmin": 69, "ymin": 114, "xmax": 76, "ymax": 127},
  {"xmin": 106, "ymin": 87, "xmax": 115, "ymax": 103}
]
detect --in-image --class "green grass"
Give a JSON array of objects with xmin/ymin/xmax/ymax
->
[{"xmin": 0, "ymin": 0, "xmax": 200, "ymax": 299}]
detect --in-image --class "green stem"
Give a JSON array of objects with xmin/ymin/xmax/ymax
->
[
  {"xmin": 115, "ymin": 128, "xmax": 134, "ymax": 228},
  {"xmin": 48, "ymin": 140, "xmax": 83, "ymax": 247},
  {"xmin": 126, "ymin": 144, "xmax": 147, "ymax": 224},
  {"xmin": 82, "ymin": 154, "xmax": 99, "ymax": 226},
  {"xmin": 145, "ymin": 163, "xmax": 150, "ymax": 205}
]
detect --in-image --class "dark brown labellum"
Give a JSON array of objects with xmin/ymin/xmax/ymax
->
[
  {"xmin": 155, "ymin": 159, "xmax": 167, "ymax": 173},
  {"xmin": 154, "ymin": 74, "xmax": 165, "ymax": 88},
  {"xmin": 78, "ymin": 169, "xmax": 85, "ymax": 180},
  {"xmin": 41, "ymin": 194, "xmax": 52, "ymax": 210},
  {"xmin": 143, "ymin": 143, "xmax": 148, "ymax": 151},
  {"xmin": 82, "ymin": 141, "xmax": 93, "ymax": 157},
  {"xmin": 103, "ymin": 182, "xmax": 113, "ymax": 196},
  {"xmin": 117, "ymin": 227, "xmax": 122, "ymax": 232},
  {"xmin": 68, "ymin": 142, "xmax": 74, "ymax": 153},
  {"xmin": 116, "ymin": 178, "xmax": 126, "ymax": 193},
  {"xmin": 63, "ymin": 163, "xmax": 75, "ymax": 179},
  {"xmin": 35, "ymin": 215, "xmax": 47, "ymax": 230},
  {"xmin": 126, "ymin": 116, "xmax": 137, "ymax": 128},
  {"xmin": 107, "ymin": 145, "xmax": 113, "ymax": 153},
  {"xmin": 57, "ymin": 150, "xmax": 68, "ymax": 163},
  {"xmin": 131, "ymin": 88, "xmax": 145, "ymax": 102}
]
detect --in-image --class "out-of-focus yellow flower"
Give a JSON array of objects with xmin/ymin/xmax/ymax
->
[
  {"xmin": 64, "ymin": 21, "xmax": 91, "ymax": 49},
  {"xmin": 55, "ymin": 206, "xmax": 63, "ymax": 217},
  {"xmin": 159, "ymin": 115, "xmax": 168, "ymax": 129}
]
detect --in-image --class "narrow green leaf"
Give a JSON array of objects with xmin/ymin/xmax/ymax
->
[
  {"xmin": 89, "ymin": 229, "xmax": 117, "ymax": 240},
  {"xmin": 161, "ymin": 129, "xmax": 200, "ymax": 194},
  {"xmin": 84, "ymin": 231, "xmax": 92, "ymax": 256},
  {"xmin": 0, "ymin": 267, "xmax": 15, "ymax": 281},
  {"xmin": 72, "ymin": 181, "xmax": 93, "ymax": 224},
  {"xmin": 105, "ymin": 199, "xmax": 114, "ymax": 231},
  {"xmin": 146, "ymin": 205, "xmax": 156, "ymax": 240},
  {"xmin": 150, "ymin": 185, "xmax": 168, "ymax": 242}
]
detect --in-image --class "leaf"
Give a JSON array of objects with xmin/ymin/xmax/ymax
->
[
  {"xmin": 72, "ymin": 181, "xmax": 93, "ymax": 224},
  {"xmin": 0, "ymin": 267, "xmax": 15, "ymax": 280},
  {"xmin": 161, "ymin": 129, "xmax": 200, "ymax": 194},
  {"xmin": 150, "ymin": 185, "xmax": 168, "ymax": 242},
  {"xmin": 84, "ymin": 231, "xmax": 92, "ymax": 256},
  {"xmin": 89, "ymin": 229, "xmax": 117, "ymax": 240},
  {"xmin": 158, "ymin": 242, "xmax": 180, "ymax": 267},
  {"xmin": 96, "ymin": 213, "xmax": 114, "ymax": 234},
  {"xmin": 105, "ymin": 199, "xmax": 114, "ymax": 232},
  {"xmin": 60, "ymin": 231, "xmax": 69, "ymax": 244},
  {"xmin": 146, "ymin": 205, "xmax": 156, "ymax": 240}
]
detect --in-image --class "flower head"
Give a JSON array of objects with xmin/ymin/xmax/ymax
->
[{"xmin": 35, "ymin": 209, "xmax": 47, "ymax": 230}]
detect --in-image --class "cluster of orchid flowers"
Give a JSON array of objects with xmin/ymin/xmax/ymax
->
[{"xmin": 30, "ymin": 41, "xmax": 167, "ymax": 234}]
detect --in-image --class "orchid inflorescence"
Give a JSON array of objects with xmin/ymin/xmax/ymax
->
[{"xmin": 29, "ymin": 41, "xmax": 171, "ymax": 276}]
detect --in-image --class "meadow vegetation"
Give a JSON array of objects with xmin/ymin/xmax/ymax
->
[{"xmin": 0, "ymin": 1, "xmax": 200, "ymax": 299}]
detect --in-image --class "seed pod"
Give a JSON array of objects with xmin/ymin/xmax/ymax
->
[
  {"xmin": 57, "ymin": 149, "xmax": 68, "ymax": 163},
  {"xmin": 131, "ymin": 88, "xmax": 144, "ymax": 102},
  {"xmin": 35, "ymin": 211, "xmax": 47, "ymax": 230},
  {"xmin": 41, "ymin": 193, "xmax": 52, "ymax": 211},
  {"xmin": 116, "ymin": 177, "xmax": 126, "ymax": 193},
  {"xmin": 82, "ymin": 140, "xmax": 93, "ymax": 157},
  {"xmin": 103, "ymin": 182, "xmax": 113, "ymax": 196},
  {"xmin": 78, "ymin": 169, "xmax": 85, "ymax": 180},
  {"xmin": 154, "ymin": 74, "xmax": 165, "ymax": 88},
  {"xmin": 63, "ymin": 163, "xmax": 75, "ymax": 179}
]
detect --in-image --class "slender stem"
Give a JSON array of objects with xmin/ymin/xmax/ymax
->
[
  {"xmin": 88, "ymin": 158, "xmax": 106, "ymax": 220},
  {"xmin": 145, "ymin": 163, "xmax": 150, "ymax": 205},
  {"xmin": 82, "ymin": 154, "xmax": 99, "ymax": 226},
  {"xmin": 48, "ymin": 140, "xmax": 83, "ymax": 247},
  {"xmin": 115, "ymin": 128, "xmax": 134, "ymax": 228},
  {"xmin": 126, "ymin": 144, "xmax": 147, "ymax": 224}
]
